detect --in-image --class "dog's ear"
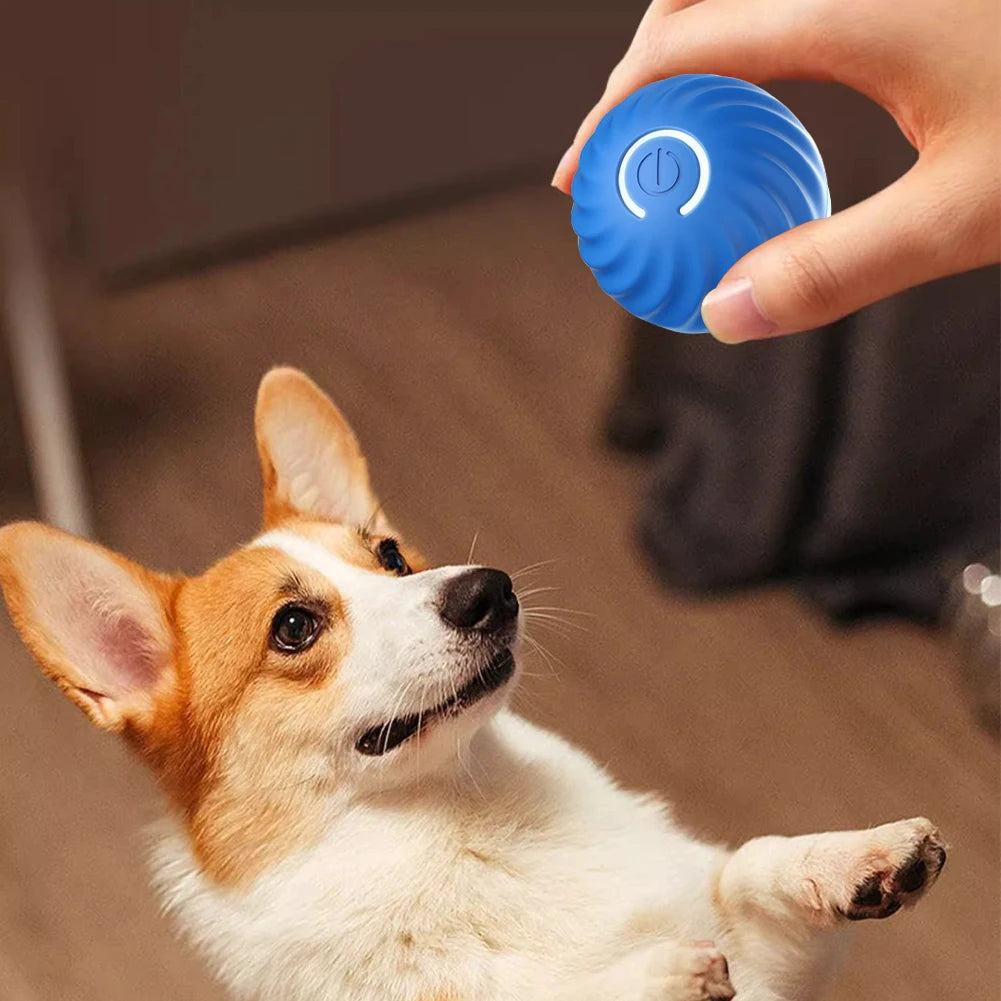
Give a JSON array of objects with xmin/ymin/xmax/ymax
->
[
  {"xmin": 0, "ymin": 523, "xmax": 178, "ymax": 731},
  {"xmin": 255, "ymin": 367, "xmax": 383, "ymax": 530}
]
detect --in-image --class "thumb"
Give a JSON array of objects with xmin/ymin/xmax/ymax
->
[{"xmin": 700, "ymin": 157, "xmax": 989, "ymax": 342}]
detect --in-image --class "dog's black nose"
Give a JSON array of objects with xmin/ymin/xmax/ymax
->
[{"xmin": 439, "ymin": 568, "xmax": 519, "ymax": 632}]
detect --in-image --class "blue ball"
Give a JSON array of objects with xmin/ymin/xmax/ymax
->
[{"xmin": 571, "ymin": 75, "xmax": 830, "ymax": 333}]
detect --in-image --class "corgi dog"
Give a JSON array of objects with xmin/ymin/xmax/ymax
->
[{"xmin": 0, "ymin": 368, "xmax": 946, "ymax": 1001}]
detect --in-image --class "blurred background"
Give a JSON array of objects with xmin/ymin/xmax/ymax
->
[{"xmin": 0, "ymin": 2, "xmax": 998, "ymax": 999}]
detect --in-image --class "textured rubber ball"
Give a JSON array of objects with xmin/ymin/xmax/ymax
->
[{"xmin": 570, "ymin": 75, "xmax": 830, "ymax": 334}]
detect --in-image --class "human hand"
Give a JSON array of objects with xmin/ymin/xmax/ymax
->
[{"xmin": 552, "ymin": 0, "xmax": 1001, "ymax": 342}]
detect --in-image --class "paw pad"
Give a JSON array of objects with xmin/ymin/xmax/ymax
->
[{"xmin": 844, "ymin": 833, "xmax": 947, "ymax": 921}]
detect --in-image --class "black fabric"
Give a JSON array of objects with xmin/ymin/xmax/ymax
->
[{"xmin": 606, "ymin": 83, "xmax": 1000, "ymax": 623}]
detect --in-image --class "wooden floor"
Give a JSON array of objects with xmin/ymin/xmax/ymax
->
[{"xmin": 0, "ymin": 186, "xmax": 997, "ymax": 1000}]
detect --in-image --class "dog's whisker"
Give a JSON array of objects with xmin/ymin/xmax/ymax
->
[
  {"xmin": 521, "ymin": 632, "xmax": 564, "ymax": 679},
  {"xmin": 521, "ymin": 605, "xmax": 595, "ymax": 618},
  {"xmin": 527, "ymin": 625, "xmax": 577, "ymax": 643},
  {"xmin": 523, "ymin": 621, "xmax": 583, "ymax": 642},
  {"xmin": 509, "ymin": 558, "xmax": 559, "ymax": 581},
  {"xmin": 361, "ymin": 492, "xmax": 402, "ymax": 537},
  {"xmin": 457, "ymin": 736, "xmax": 486, "ymax": 800},
  {"xmin": 373, "ymin": 672, "xmax": 417, "ymax": 796},
  {"xmin": 521, "ymin": 611, "xmax": 591, "ymax": 632},
  {"xmin": 415, "ymin": 679, "xmax": 428, "ymax": 784},
  {"xmin": 466, "ymin": 530, "xmax": 481, "ymax": 565},
  {"xmin": 522, "ymin": 610, "xmax": 590, "ymax": 632},
  {"xmin": 515, "ymin": 585, "xmax": 561, "ymax": 600},
  {"xmin": 523, "ymin": 614, "xmax": 586, "ymax": 628},
  {"xmin": 378, "ymin": 673, "xmax": 421, "ymax": 757}
]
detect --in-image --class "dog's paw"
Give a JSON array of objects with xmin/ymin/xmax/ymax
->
[
  {"xmin": 644, "ymin": 941, "xmax": 736, "ymax": 1001},
  {"xmin": 798, "ymin": 817, "xmax": 947, "ymax": 923},
  {"xmin": 839, "ymin": 819, "xmax": 947, "ymax": 921}
]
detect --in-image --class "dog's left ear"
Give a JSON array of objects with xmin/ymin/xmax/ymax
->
[{"xmin": 255, "ymin": 367, "xmax": 383, "ymax": 530}]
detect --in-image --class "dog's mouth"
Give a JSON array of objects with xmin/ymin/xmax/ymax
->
[{"xmin": 355, "ymin": 648, "xmax": 516, "ymax": 757}]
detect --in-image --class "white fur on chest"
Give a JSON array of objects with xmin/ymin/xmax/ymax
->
[{"xmin": 151, "ymin": 713, "xmax": 725, "ymax": 1001}]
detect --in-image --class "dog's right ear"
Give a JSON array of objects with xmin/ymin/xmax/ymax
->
[
  {"xmin": 254, "ymin": 367, "xmax": 384, "ymax": 531},
  {"xmin": 0, "ymin": 523, "xmax": 178, "ymax": 732}
]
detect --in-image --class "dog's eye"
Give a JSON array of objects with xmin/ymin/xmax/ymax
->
[
  {"xmin": 271, "ymin": 605, "xmax": 320, "ymax": 653},
  {"xmin": 377, "ymin": 538, "xmax": 410, "ymax": 576}
]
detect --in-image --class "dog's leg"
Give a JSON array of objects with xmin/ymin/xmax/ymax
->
[
  {"xmin": 717, "ymin": 816, "xmax": 946, "ymax": 925},
  {"xmin": 577, "ymin": 940, "xmax": 736, "ymax": 1001},
  {"xmin": 714, "ymin": 817, "xmax": 947, "ymax": 999},
  {"xmin": 642, "ymin": 941, "xmax": 737, "ymax": 1001}
]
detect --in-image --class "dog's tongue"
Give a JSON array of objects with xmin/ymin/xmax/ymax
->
[{"xmin": 355, "ymin": 713, "xmax": 423, "ymax": 757}]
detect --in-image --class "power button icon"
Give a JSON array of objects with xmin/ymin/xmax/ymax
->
[
  {"xmin": 636, "ymin": 147, "xmax": 681, "ymax": 195},
  {"xmin": 617, "ymin": 128, "xmax": 710, "ymax": 219}
]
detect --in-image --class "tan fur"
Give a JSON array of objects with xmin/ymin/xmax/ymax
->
[
  {"xmin": 156, "ymin": 543, "xmax": 353, "ymax": 884},
  {"xmin": 287, "ymin": 517, "xmax": 429, "ymax": 575}
]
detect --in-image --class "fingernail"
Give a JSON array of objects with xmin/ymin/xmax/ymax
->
[
  {"xmin": 701, "ymin": 277, "xmax": 777, "ymax": 343},
  {"xmin": 551, "ymin": 146, "xmax": 575, "ymax": 188}
]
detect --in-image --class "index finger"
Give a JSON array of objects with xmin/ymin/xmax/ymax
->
[{"xmin": 551, "ymin": 0, "xmax": 823, "ymax": 194}]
